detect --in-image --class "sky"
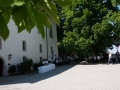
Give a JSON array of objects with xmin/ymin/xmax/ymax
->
[{"xmin": 108, "ymin": 45, "xmax": 120, "ymax": 54}]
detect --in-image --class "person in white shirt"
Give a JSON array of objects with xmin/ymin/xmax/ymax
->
[
  {"xmin": 53, "ymin": 55, "xmax": 56, "ymax": 63},
  {"xmin": 93, "ymin": 55, "xmax": 97, "ymax": 63},
  {"xmin": 42, "ymin": 59, "xmax": 46, "ymax": 65},
  {"xmin": 88, "ymin": 55, "xmax": 92, "ymax": 63},
  {"xmin": 70, "ymin": 55, "xmax": 74, "ymax": 61},
  {"xmin": 45, "ymin": 59, "xmax": 49, "ymax": 65},
  {"xmin": 97, "ymin": 54, "xmax": 100, "ymax": 63},
  {"xmin": 108, "ymin": 52, "xmax": 112, "ymax": 65},
  {"xmin": 55, "ymin": 58, "xmax": 59, "ymax": 66},
  {"xmin": 48, "ymin": 57, "xmax": 52, "ymax": 63}
]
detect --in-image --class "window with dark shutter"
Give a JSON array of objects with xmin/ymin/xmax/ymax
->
[{"xmin": 22, "ymin": 41, "xmax": 26, "ymax": 51}]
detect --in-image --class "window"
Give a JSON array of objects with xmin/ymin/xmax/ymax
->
[
  {"xmin": 49, "ymin": 25, "xmax": 53, "ymax": 38},
  {"xmin": 40, "ymin": 57, "xmax": 42, "ymax": 62},
  {"xmin": 51, "ymin": 46, "xmax": 53, "ymax": 54},
  {"xmin": 23, "ymin": 56, "xmax": 27, "ymax": 61},
  {"xmin": 0, "ymin": 38, "xmax": 2, "ymax": 49},
  {"xmin": 40, "ymin": 44, "xmax": 42, "ymax": 53},
  {"xmin": 38, "ymin": 31, "xmax": 40, "ymax": 34},
  {"xmin": 22, "ymin": 41, "xmax": 26, "ymax": 51}
]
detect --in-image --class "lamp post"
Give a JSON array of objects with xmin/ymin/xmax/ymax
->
[{"xmin": 8, "ymin": 54, "xmax": 12, "ymax": 60}]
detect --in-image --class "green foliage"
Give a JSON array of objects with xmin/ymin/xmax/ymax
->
[
  {"xmin": 58, "ymin": 0, "xmax": 120, "ymax": 55},
  {"xmin": 16, "ymin": 58, "xmax": 33, "ymax": 74},
  {"xmin": 0, "ymin": 13, "xmax": 9, "ymax": 40},
  {"xmin": 8, "ymin": 65, "xmax": 17, "ymax": 75},
  {"xmin": 111, "ymin": 0, "xmax": 120, "ymax": 7},
  {"xmin": 33, "ymin": 63, "xmax": 39, "ymax": 70},
  {"xmin": 23, "ymin": 58, "xmax": 33, "ymax": 67},
  {"xmin": 0, "ymin": 0, "xmax": 71, "ymax": 40}
]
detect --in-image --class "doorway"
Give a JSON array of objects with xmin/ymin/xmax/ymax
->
[{"xmin": 0, "ymin": 58, "xmax": 3, "ymax": 76}]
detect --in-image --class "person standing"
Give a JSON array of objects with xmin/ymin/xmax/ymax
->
[
  {"xmin": 111, "ymin": 54, "xmax": 116, "ymax": 64},
  {"xmin": 42, "ymin": 59, "xmax": 46, "ymax": 66},
  {"xmin": 53, "ymin": 55, "xmax": 56, "ymax": 64},
  {"xmin": 97, "ymin": 54, "xmax": 100, "ymax": 64},
  {"xmin": 108, "ymin": 52, "xmax": 112, "ymax": 65},
  {"xmin": 93, "ymin": 55, "xmax": 97, "ymax": 64},
  {"xmin": 115, "ymin": 52, "xmax": 119, "ymax": 64},
  {"xmin": 74, "ymin": 53, "xmax": 79, "ymax": 63},
  {"xmin": 48, "ymin": 57, "xmax": 52, "ymax": 63},
  {"xmin": 100, "ymin": 53, "xmax": 104, "ymax": 63}
]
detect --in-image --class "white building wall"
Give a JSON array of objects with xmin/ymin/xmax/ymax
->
[
  {"xmin": 47, "ymin": 20, "xmax": 58, "ymax": 58},
  {"xmin": 0, "ymin": 19, "xmax": 58, "ymax": 76}
]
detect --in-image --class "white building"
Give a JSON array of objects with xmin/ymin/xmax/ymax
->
[{"xmin": 0, "ymin": 19, "xmax": 58, "ymax": 76}]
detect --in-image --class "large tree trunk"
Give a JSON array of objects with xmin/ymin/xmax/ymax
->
[{"xmin": 92, "ymin": 45, "xmax": 99, "ymax": 55}]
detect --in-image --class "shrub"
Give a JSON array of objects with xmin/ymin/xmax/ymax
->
[
  {"xmin": 23, "ymin": 58, "xmax": 33, "ymax": 67},
  {"xmin": 16, "ymin": 63, "xmax": 24, "ymax": 74},
  {"xmin": 38, "ymin": 62, "xmax": 43, "ymax": 67},
  {"xmin": 33, "ymin": 63, "xmax": 39, "ymax": 70},
  {"xmin": 8, "ymin": 65, "xmax": 17, "ymax": 75}
]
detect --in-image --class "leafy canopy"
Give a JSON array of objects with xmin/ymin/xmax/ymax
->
[
  {"xmin": 58, "ymin": 0, "xmax": 120, "ymax": 55},
  {"xmin": 0, "ymin": 0, "xmax": 71, "ymax": 40}
]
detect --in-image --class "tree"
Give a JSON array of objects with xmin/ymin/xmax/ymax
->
[
  {"xmin": 0, "ymin": 0, "xmax": 71, "ymax": 40},
  {"xmin": 58, "ymin": 0, "xmax": 120, "ymax": 55}
]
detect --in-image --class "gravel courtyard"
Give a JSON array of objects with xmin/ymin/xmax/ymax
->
[{"xmin": 0, "ymin": 63, "xmax": 120, "ymax": 90}]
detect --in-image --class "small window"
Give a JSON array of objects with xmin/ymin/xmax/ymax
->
[
  {"xmin": 38, "ymin": 31, "xmax": 40, "ymax": 34},
  {"xmin": 40, "ymin": 44, "xmax": 42, "ymax": 53},
  {"xmin": 22, "ymin": 40, "xmax": 26, "ymax": 51},
  {"xmin": 49, "ymin": 25, "xmax": 53, "ymax": 38},
  {"xmin": 40, "ymin": 57, "xmax": 42, "ymax": 62},
  {"xmin": 23, "ymin": 56, "xmax": 27, "ymax": 61},
  {"xmin": 51, "ymin": 46, "xmax": 53, "ymax": 54},
  {"xmin": 0, "ymin": 38, "xmax": 2, "ymax": 49}
]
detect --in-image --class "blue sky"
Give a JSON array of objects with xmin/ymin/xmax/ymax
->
[{"xmin": 108, "ymin": 45, "xmax": 120, "ymax": 54}]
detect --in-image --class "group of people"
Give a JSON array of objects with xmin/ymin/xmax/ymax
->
[
  {"xmin": 41, "ymin": 51, "xmax": 120, "ymax": 66},
  {"xmin": 42, "ymin": 54, "xmax": 80, "ymax": 66},
  {"xmin": 108, "ymin": 52, "xmax": 120, "ymax": 65},
  {"xmin": 86, "ymin": 53, "xmax": 104, "ymax": 64},
  {"xmin": 86, "ymin": 51, "xmax": 120, "ymax": 65}
]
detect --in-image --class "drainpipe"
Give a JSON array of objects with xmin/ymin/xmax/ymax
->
[{"xmin": 46, "ymin": 27, "xmax": 48, "ymax": 58}]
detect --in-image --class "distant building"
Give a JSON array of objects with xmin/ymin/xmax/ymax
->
[{"xmin": 0, "ymin": 19, "xmax": 58, "ymax": 76}]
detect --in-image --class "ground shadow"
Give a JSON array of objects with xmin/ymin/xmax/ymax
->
[{"xmin": 0, "ymin": 61, "xmax": 79, "ymax": 85}]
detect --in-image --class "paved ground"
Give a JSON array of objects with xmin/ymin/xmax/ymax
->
[{"xmin": 0, "ymin": 62, "xmax": 120, "ymax": 90}]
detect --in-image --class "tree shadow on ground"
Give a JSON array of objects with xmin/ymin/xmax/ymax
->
[{"xmin": 0, "ymin": 61, "xmax": 78, "ymax": 85}]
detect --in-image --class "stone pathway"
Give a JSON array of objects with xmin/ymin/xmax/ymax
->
[{"xmin": 0, "ymin": 63, "xmax": 120, "ymax": 90}]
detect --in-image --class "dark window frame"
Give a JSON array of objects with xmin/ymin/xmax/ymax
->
[
  {"xmin": 40, "ymin": 57, "xmax": 42, "ymax": 62},
  {"xmin": 22, "ymin": 40, "xmax": 26, "ymax": 51},
  {"xmin": 0, "ymin": 38, "xmax": 2, "ymax": 50},
  {"xmin": 49, "ymin": 25, "xmax": 53, "ymax": 38},
  {"xmin": 23, "ymin": 56, "xmax": 27, "ymax": 61},
  {"xmin": 40, "ymin": 44, "xmax": 42, "ymax": 53},
  {"xmin": 51, "ymin": 46, "xmax": 53, "ymax": 54}
]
